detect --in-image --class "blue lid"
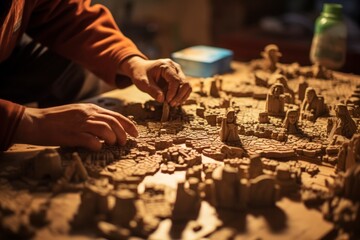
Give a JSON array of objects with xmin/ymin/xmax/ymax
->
[{"xmin": 172, "ymin": 45, "xmax": 233, "ymax": 63}]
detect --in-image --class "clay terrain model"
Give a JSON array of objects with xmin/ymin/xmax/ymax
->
[{"xmin": 0, "ymin": 44, "xmax": 359, "ymax": 240}]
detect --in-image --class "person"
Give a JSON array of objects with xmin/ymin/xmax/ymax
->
[{"xmin": 0, "ymin": 0, "xmax": 192, "ymax": 152}]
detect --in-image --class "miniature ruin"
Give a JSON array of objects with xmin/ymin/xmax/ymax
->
[
  {"xmin": 300, "ymin": 87, "xmax": 328, "ymax": 121},
  {"xmin": 0, "ymin": 44, "xmax": 359, "ymax": 239},
  {"xmin": 266, "ymin": 83, "xmax": 285, "ymax": 116}
]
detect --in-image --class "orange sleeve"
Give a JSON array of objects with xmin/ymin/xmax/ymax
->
[
  {"xmin": 0, "ymin": 99, "xmax": 25, "ymax": 151},
  {"xmin": 26, "ymin": 0, "xmax": 147, "ymax": 85}
]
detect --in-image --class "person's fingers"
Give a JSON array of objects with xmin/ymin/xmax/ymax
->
[
  {"xmin": 82, "ymin": 120, "xmax": 117, "ymax": 145},
  {"xmin": 133, "ymin": 77, "xmax": 165, "ymax": 103},
  {"xmin": 146, "ymin": 78, "xmax": 165, "ymax": 102},
  {"xmin": 93, "ymin": 114, "xmax": 128, "ymax": 145},
  {"xmin": 172, "ymin": 61, "xmax": 187, "ymax": 80},
  {"xmin": 169, "ymin": 82, "xmax": 192, "ymax": 106},
  {"xmin": 160, "ymin": 65, "xmax": 181, "ymax": 105},
  {"xmin": 70, "ymin": 133, "xmax": 102, "ymax": 151},
  {"xmin": 178, "ymin": 87, "xmax": 192, "ymax": 105},
  {"xmin": 96, "ymin": 108, "xmax": 139, "ymax": 138}
]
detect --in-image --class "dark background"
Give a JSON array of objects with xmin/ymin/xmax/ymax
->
[{"xmin": 95, "ymin": 0, "xmax": 360, "ymax": 74}]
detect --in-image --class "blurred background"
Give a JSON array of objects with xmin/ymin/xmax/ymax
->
[{"xmin": 93, "ymin": 0, "xmax": 360, "ymax": 74}]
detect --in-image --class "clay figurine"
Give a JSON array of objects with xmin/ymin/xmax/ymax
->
[
  {"xmin": 268, "ymin": 73, "xmax": 295, "ymax": 103},
  {"xmin": 328, "ymin": 104, "xmax": 357, "ymax": 140},
  {"xmin": 220, "ymin": 108, "xmax": 240, "ymax": 142},
  {"xmin": 336, "ymin": 134, "xmax": 360, "ymax": 173},
  {"xmin": 210, "ymin": 77, "xmax": 220, "ymax": 98},
  {"xmin": 261, "ymin": 44, "xmax": 282, "ymax": 72},
  {"xmin": 283, "ymin": 109, "xmax": 301, "ymax": 134},
  {"xmin": 297, "ymin": 76, "xmax": 309, "ymax": 101},
  {"xmin": 266, "ymin": 83, "xmax": 285, "ymax": 116},
  {"xmin": 300, "ymin": 87, "xmax": 327, "ymax": 121},
  {"xmin": 197, "ymin": 79, "xmax": 207, "ymax": 96}
]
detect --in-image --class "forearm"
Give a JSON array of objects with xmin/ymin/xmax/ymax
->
[
  {"xmin": 0, "ymin": 99, "xmax": 25, "ymax": 151},
  {"xmin": 27, "ymin": 0, "xmax": 147, "ymax": 84},
  {"xmin": 9, "ymin": 103, "xmax": 138, "ymax": 151},
  {"xmin": 117, "ymin": 56, "xmax": 147, "ymax": 79},
  {"xmin": 115, "ymin": 56, "xmax": 147, "ymax": 88}
]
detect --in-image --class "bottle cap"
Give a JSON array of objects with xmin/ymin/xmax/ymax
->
[{"xmin": 323, "ymin": 3, "xmax": 343, "ymax": 17}]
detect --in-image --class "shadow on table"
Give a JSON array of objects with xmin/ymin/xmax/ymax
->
[
  {"xmin": 169, "ymin": 202, "xmax": 201, "ymax": 239},
  {"xmin": 249, "ymin": 205, "xmax": 288, "ymax": 233},
  {"xmin": 210, "ymin": 205, "xmax": 287, "ymax": 238}
]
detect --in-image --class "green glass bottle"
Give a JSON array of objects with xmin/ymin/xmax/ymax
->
[{"xmin": 310, "ymin": 3, "xmax": 347, "ymax": 70}]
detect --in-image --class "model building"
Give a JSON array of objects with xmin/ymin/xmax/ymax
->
[{"xmin": 0, "ymin": 43, "xmax": 359, "ymax": 239}]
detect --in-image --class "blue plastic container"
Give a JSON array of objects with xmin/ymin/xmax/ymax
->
[{"xmin": 171, "ymin": 45, "xmax": 233, "ymax": 77}]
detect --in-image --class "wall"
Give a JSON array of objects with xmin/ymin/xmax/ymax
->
[{"xmin": 93, "ymin": 0, "xmax": 212, "ymax": 58}]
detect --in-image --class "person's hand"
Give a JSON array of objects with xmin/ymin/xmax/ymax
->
[
  {"xmin": 13, "ymin": 103, "xmax": 138, "ymax": 151},
  {"xmin": 119, "ymin": 56, "xmax": 192, "ymax": 107}
]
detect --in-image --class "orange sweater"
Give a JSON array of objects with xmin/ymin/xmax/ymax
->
[{"xmin": 0, "ymin": 0, "xmax": 146, "ymax": 151}]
